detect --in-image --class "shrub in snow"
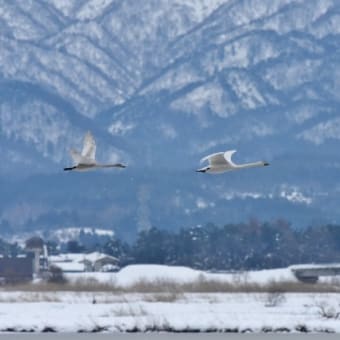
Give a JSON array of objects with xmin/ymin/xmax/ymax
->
[
  {"xmin": 315, "ymin": 300, "xmax": 340, "ymax": 319},
  {"xmin": 265, "ymin": 291, "xmax": 286, "ymax": 307},
  {"xmin": 47, "ymin": 265, "xmax": 67, "ymax": 284},
  {"xmin": 264, "ymin": 282, "xmax": 286, "ymax": 307},
  {"xmin": 232, "ymin": 271, "xmax": 249, "ymax": 285}
]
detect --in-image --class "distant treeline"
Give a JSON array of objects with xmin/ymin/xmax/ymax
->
[
  {"xmin": 100, "ymin": 220, "xmax": 340, "ymax": 270},
  {"xmin": 3, "ymin": 220, "xmax": 340, "ymax": 270}
]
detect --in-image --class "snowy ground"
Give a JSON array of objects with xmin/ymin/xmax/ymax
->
[
  {"xmin": 1, "ymin": 265, "xmax": 340, "ymax": 333},
  {"xmin": 0, "ymin": 292, "xmax": 339, "ymax": 333},
  {"xmin": 65, "ymin": 264, "xmax": 298, "ymax": 287}
]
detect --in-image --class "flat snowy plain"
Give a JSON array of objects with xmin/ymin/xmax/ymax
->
[
  {"xmin": 0, "ymin": 334, "xmax": 339, "ymax": 340},
  {"xmin": 0, "ymin": 265, "xmax": 340, "ymax": 333}
]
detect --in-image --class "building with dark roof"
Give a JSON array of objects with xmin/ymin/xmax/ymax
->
[{"xmin": 0, "ymin": 256, "xmax": 33, "ymax": 284}]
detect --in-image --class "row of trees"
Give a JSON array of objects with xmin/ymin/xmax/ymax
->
[
  {"xmin": 101, "ymin": 220, "xmax": 340, "ymax": 270},
  {"xmin": 2, "ymin": 220, "xmax": 340, "ymax": 270}
]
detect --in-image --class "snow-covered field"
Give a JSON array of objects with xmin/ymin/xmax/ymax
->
[
  {"xmin": 1, "ymin": 265, "xmax": 340, "ymax": 333},
  {"xmin": 0, "ymin": 292, "xmax": 339, "ymax": 333},
  {"xmin": 65, "ymin": 264, "xmax": 298, "ymax": 286}
]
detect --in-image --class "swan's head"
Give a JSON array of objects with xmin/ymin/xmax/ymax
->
[{"xmin": 196, "ymin": 166, "xmax": 210, "ymax": 173}]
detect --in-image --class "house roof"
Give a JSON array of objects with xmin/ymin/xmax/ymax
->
[
  {"xmin": 82, "ymin": 252, "xmax": 118, "ymax": 263},
  {"xmin": 52, "ymin": 261, "xmax": 86, "ymax": 273},
  {"xmin": 49, "ymin": 252, "xmax": 118, "ymax": 265}
]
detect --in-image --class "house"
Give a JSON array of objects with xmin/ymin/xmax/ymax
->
[
  {"xmin": 0, "ymin": 256, "xmax": 33, "ymax": 284},
  {"xmin": 49, "ymin": 261, "xmax": 87, "ymax": 273},
  {"xmin": 290, "ymin": 263, "xmax": 340, "ymax": 283},
  {"xmin": 48, "ymin": 254, "xmax": 89, "ymax": 273},
  {"xmin": 49, "ymin": 252, "xmax": 119, "ymax": 273},
  {"xmin": 81, "ymin": 252, "xmax": 119, "ymax": 272}
]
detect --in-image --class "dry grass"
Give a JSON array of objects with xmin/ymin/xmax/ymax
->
[
  {"xmin": 1, "ymin": 276, "xmax": 340, "ymax": 294},
  {"xmin": 0, "ymin": 292, "xmax": 61, "ymax": 303},
  {"xmin": 0, "ymin": 278, "xmax": 119, "ymax": 293},
  {"xmin": 143, "ymin": 292, "xmax": 183, "ymax": 302},
  {"xmin": 0, "ymin": 278, "xmax": 340, "ymax": 304},
  {"xmin": 112, "ymin": 305, "xmax": 148, "ymax": 317}
]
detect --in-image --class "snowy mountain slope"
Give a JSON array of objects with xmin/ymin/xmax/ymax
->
[
  {"xmin": 0, "ymin": 0, "xmax": 340, "ymax": 234},
  {"xmin": 0, "ymin": 80, "xmax": 128, "ymax": 176},
  {"xmin": 104, "ymin": 0, "xmax": 340, "ymax": 170}
]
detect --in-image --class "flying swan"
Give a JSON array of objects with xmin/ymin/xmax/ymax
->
[
  {"xmin": 196, "ymin": 150, "xmax": 269, "ymax": 174},
  {"xmin": 64, "ymin": 131, "xmax": 126, "ymax": 171}
]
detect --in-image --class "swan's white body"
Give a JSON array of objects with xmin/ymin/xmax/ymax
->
[
  {"xmin": 64, "ymin": 132, "xmax": 126, "ymax": 171},
  {"xmin": 196, "ymin": 150, "xmax": 269, "ymax": 174}
]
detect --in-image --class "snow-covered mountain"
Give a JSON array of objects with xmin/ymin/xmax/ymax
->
[{"xmin": 0, "ymin": 0, "xmax": 340, "ymax": 237}]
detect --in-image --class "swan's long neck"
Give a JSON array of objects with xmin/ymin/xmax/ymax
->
[
  {"xmin": 235, "ymin": 161, "xmax": 268, "ymax": 169},
  {"xmin": 98, "ymin": 163, "xmax": 126, "ymax": 168}
]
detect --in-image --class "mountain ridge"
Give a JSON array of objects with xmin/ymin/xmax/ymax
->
[{"xmin": 0, "ymin": 0, "xmax": 339, "ymax": 236}]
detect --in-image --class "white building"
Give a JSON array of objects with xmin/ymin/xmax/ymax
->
[{"xmin": 49, "ymin": 252, "xmax": 119, "ymax": 273}]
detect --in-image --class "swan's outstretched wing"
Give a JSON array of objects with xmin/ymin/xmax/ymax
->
[
  {"xmin": 69, "ymin": 149, "xmax": 83, "ymax": 165},
  {"xmin": 223, "ymin": 150, "xmax": 237, "ymax": 167},
  {"xmin": 69, "ymin": 148, "xmax": 95, "ymax": 165},
  {"xmin": 81, "ymin": 131, "xmax": 96, "ymax": 161},
  {"xmin": 201, "ymin": 150, "xmax": 237, "ymax": 167},
  {"xmin": 200, "ymin": 152, "xmax": 226, "ymax": 165}
]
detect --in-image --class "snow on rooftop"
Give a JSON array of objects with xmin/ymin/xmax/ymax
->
[
  {"xmin": 49, "ymin": 253, "xmax": 86, "ymax": 263},
  {"xmin": 49, "ymin": 252, "xmax": 117, "ymax": 265},
  {"xmin": 53, "ymin": 261, "xmax": 85, "ymax": 273},
  {"xmin": 290, "ymin": 263, "xmax": 340, "ymax": 270}
]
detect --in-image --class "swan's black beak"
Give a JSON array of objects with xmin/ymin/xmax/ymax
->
[
  {"xmin": 196, "ymin": 169, "xmax": 206, "ymax": 173},
  {"xmin": 264, "ymin": 162, "xmax": 270, "ymax": 166}
]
